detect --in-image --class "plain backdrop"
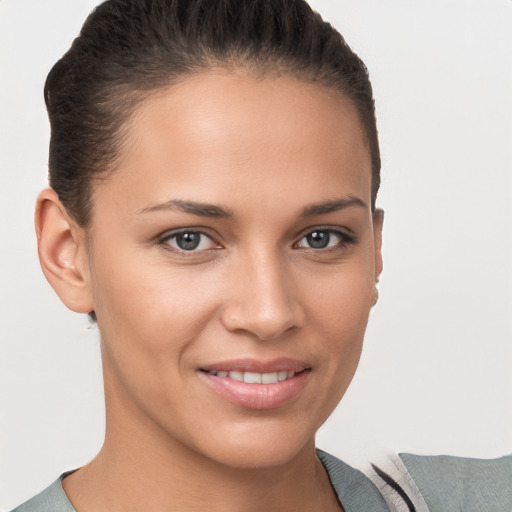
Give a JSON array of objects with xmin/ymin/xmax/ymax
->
[{"xmin": 1, "ymin": 0, "xmax": 511, "ymax": 509}]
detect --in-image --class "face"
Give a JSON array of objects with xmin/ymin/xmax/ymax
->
[{"xmin": 83, "ymin": 71, "xmax": 382, "ymax": 469}]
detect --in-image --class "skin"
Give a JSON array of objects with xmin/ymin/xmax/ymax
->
[{"xmin": 36, "ymin": 71, "xmax": 383, "ymax": 512}]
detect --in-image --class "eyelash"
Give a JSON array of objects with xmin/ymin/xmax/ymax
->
[
  {"xmin": 159, "ymin": 227, "xmax": 356, "ymax": 255},
  {"xmin": 159, "ymin": 229, "xmax": 220, "ymax": 254},
  {"xmin": 294, "ymin": 228, "xmax": 356, "ymax": 251}
]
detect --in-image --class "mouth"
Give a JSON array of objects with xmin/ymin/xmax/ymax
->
[
  {"xmin": 201, "ymin": 369, "xmax": 302, "ymax": 384},
  {"xmin": 198, "ymin": 360, "xmax": 311, "ymax": 410}
]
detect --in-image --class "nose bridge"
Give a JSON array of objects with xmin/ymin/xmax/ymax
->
[{"xmin": 221, "ymin": 243, "xmax": 302, "ymax": 340}]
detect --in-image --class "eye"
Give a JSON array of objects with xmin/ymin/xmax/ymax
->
[
  {"xmin": 296, "ymin": 229, "xmax": 353, "ymax": 250},
  {"xmin": 161, "ymin": 230, "xmax": 219, "ymax": 252}
]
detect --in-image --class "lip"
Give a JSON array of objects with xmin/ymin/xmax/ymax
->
[
  {"xmin": 198, "ymin": 358, "xmax": 311, "ymax": 410},
  {"xmin": 199, "ymin": 357, "xmax": 309, "ymax": 374}
]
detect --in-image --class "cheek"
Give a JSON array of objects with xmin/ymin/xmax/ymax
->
[
  {"xmin": 304, "ymin": 258, "xmax": 374, "ymax": 334},
  {"xmin": 89, "ymin": 249, "xmax": 221, "ymax": 374},
  {"xmin": 302, "ymin": 258, "xmax": 374, "ymax": 391},
  {"xmin": 91, "ymin": 259, "xmax": 226, "ymax": 426}
]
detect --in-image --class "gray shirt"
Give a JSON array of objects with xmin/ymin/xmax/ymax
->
[{"xmin": 11, "ymin": 450, "xmax": 512, "ymax": 512}]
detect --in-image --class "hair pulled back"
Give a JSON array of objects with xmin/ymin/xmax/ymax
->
[{"xmin": 45, "ymin": 0, "xmax": 381, "ymax": 227}]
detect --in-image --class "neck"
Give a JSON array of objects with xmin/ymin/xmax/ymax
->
[
  {"xmin": 64, "ymin": 426, "xmax": 341, "ymax": 512},
  {"xmin": 81, "ymin": 448, "xmax": 328, "ymax": 509},
  {"xmin": 63, "ymin": 360, "xmax": 343, "ymax": 512},
  {"xmin": 64, "ymin": 420, "xmax": 341, "ymax": 512}
]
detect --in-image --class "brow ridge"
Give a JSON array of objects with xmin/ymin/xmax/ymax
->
[
  {"xmin": 139, "ymin": 195, "xmax": 366, "ymax": 219},
  {"xmin": 300, "ymin": 196, "xmax": 367, "ymax": 217},
  {"xmin": 139, "ymin": 199, "xmax": 234, "ymax": 218}
]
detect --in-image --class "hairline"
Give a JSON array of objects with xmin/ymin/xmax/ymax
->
[{"xmin": 81, "ymin": 63, "xmax": 376, "ymax": 229}]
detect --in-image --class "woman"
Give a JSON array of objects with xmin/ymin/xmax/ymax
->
[{"xmin": 6, "ymin": 1, "xmax": 511, "ymax": 511}]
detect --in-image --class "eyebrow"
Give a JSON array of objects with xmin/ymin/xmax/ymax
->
[
  {"xmin": 299, "ymin": 196, "xmax": 367, "ymax": 217},
  {"xmin": 139, "ymin": 195, "xmax": 367, "ymax": 219},
  {"xmin": 139, "ymin": 199, "xmax": 235, "ymax": 218}
]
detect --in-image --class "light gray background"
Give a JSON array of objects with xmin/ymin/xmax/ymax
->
[{"xmin": 1, "ymin": 1, "xmax": 511, "ymax": 509}]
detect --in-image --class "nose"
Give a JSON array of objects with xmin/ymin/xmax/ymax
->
[{"xmin": 220, "ymin": 250, "xmax": 304, "ymax": 341}]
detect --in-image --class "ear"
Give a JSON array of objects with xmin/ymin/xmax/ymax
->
[
  {"xmin": 35, "ymin": 188, "xmax": 94, "ymax": 314},
  {"xmin": 372, "ymin": 208, "xmax": 384, "ymax": 281}
]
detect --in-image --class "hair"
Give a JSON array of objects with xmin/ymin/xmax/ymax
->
[{"xmin": 45, "ymin": 0, "xmax": 381, "ymax": 228}]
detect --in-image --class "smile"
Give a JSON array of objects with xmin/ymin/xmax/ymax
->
[
  {"xmin": 199, "ymin": 360, "xmax": 311, "ymax": 410},
  {"xmin": 205, "ymin": 370, "xmax": 296, "ymax": 383}
]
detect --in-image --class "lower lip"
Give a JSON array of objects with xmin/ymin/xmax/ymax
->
[{"xmin": 199, "ymin": 370, "xmax": 310, "ymax": 410}]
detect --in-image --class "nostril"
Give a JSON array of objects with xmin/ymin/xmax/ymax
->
[
  {"xmin": 219, "ymin": 260, "xmax": 305, "ymax": 339},
  {"xmin": 220, "ymin": 304, "xmax": 300, "ymax": 340},
  {"xmin": 255, "ymin": 322, "xmax": 296, "ymax": 341}
]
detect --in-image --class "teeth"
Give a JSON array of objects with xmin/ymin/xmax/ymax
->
[
  {"xmin": 209, "ymin": 370, "xmax": 297, "ymax": 383},
  {"xmin": 228, "ymin": 370, "xmax": 244, "ymax": 382},
  {"xmin": 261, "ymin": 372, "xmax": 278, "ymax": 384},
  {"xmin": 244, "ymin": 372, "xmax": 261, "ymax": 384}
]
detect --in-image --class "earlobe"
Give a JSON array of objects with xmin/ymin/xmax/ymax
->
[
  {"xmin": 35, "ymin": 188, "xmax": 94, "ymax": 314},
  {"xmin": 372, "ymin": 208, "xmax": 384, "ymax": 281}
]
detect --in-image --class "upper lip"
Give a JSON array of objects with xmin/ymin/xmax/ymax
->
[{"xmin": 199, "ymin": 358, "xmax": 310, "ymax": 374}]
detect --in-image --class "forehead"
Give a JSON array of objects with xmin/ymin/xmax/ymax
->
[{"xmin": 94, "ymin": 71, "xmax": 372, "ymax": 217}]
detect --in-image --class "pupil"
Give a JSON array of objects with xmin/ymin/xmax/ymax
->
[
  {"xmin": 176, "ymin": 232, "xmax": 200, "ymax": 250},
  {"xmin": 307, "ymin": 231, "xmax": 329, "ymax": 249}
]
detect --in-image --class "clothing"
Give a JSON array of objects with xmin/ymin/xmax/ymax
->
[
  {"xmin": 11, "ymin": 451, "xmax": 512, "ymax": 512},
  {"xmin": 10, "ymin": 471, "xmax": 76, "ymax": 512},
  {"xmin": 397, "ymin": 452, "xmax": 512, "ymax": 512}
]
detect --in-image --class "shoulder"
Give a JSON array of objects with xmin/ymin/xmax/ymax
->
[
  {"xmin": 317, "ymin": 449, "xmax": 390, "ymax": 511},
  {"xmin": 320, "ymin": 449, "xmax": 512, "ymax": 512},
  {"xmin": 399, "ymin": 453, "xmax": 512, "ymax": 512},
  {"xmin": 10, "ymin": 474, "xmax": 76, "ymax": 512}
]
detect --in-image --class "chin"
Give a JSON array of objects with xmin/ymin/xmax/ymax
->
[
  {"xmin": 181, "ymin": 416, "xmax": 319, "ymax": 470},
  {"xmin": 201, "ymin": 441, "xmax": 312, "ymax": 470}
]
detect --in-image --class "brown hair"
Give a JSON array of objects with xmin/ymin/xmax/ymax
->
[{"xmin": 45, "ymin": 0, "xmax": 380, "ymax": 227}]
